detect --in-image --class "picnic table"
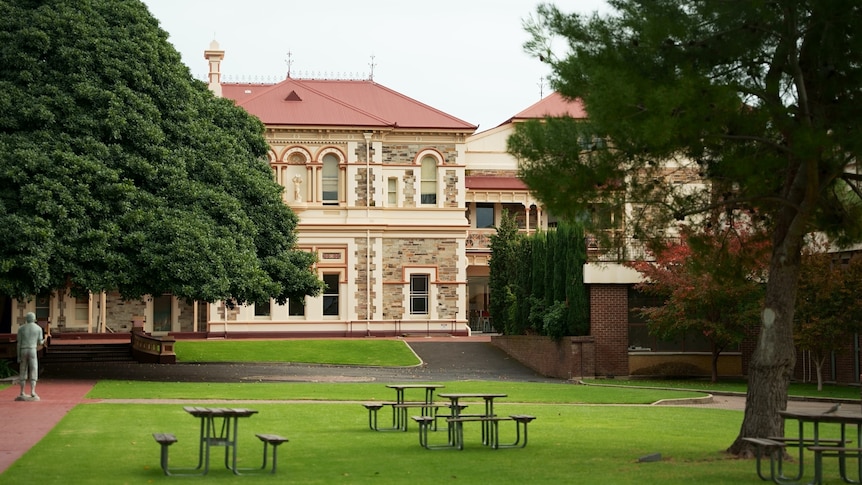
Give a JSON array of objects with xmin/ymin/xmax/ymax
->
[
  {"xmin": 364, "ymin": 384, "xmax": 444, "ymax": 431},
  {"xmin": 184, "ymin": 406, "xmax": 259, "ymax": 475},
  {"xmin": 745, "ymin": 409, "xmax": 862, "ymax": 484},
  {"xmin": 438, "ymin": 393, "xmax": 508, "ymax": 449},
  {"xmin": 153, "ymin": 407, "xmax": 259, "ymax": 476},
  {"xmin": 780, "ymin": 409, "xmax": 862, "ymax": 485}
]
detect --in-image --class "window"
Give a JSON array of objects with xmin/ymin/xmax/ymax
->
[
  {"xmin": 627, "ymin": 287, "xmax": 719, "ymax": 352},
  {"xmin": 476, "ymin": 203, "xmax": 495, "ymax": 228},
  {"xmin": 288, "ymin": 296, "xmax": 305, "ymax": 316},
  {"xmin": 420, "ymin": 155, "xmax": 437, "ymax": 205},
  {"xmin": 322, "ymin": 273, "xmax": 339, "ymax": 316},
  {"xmin": 254, "ymin": 299, "xmax": 271, "ymax": 317},
  {"xmin": 35, "ymin": 292, "xmax": 50, "ymax": 322},
  {"xmin": 410, "ymin": 274, "xmax": 429, "ymax": 315},
  {"xmin": 387, "ymin": 177, "xmax": 397, "ymax": 205},
  {"xmin": 322, "ymin": 153, "xmax": 339, "ymax": 204}
]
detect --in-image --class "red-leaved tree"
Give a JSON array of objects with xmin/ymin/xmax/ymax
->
[
  {"xmin": 794, "ymin": 250, "xmax": 862, "ymax": 390},
  {"xmin": 630, "ymin": 225, "xmax": 770, "ymax": 382}
]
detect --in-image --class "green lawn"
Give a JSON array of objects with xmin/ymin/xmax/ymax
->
[
  {"xmin": 86, "ymin": 380, "xmax": 706, "ymax": 403},
  {"xmin": 3, "ymin": 385, "xmax": 763, "ymax": 485},
  {"xmin": 174, "ymin": 339, "xmax": 421, "ymax": 366},
  {"xmin": 588, "ymin": 378, "xmax": 862, "ymax": 400},
  {"xmin": 3, "ymin": 339, "xmax": 860, "ymax": 483}
]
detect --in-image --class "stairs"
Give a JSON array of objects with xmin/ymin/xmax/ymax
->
[{"xmin": 41, "ymin": 343, "xmax": 135, "ymax": 364}]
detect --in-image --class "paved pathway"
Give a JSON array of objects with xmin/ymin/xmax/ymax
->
[{"xmin": 0, "ymin": 379, "xmax": 96, "ymax": 473}]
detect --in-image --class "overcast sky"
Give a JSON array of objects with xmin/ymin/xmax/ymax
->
[{"xmin": 141, "ymin": 0, "xmax": 610, "ymax": 132}]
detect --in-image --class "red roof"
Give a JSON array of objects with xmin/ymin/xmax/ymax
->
[
  {"xmin": 221, "ymin": 78, "xmax": 477, "ymax": 131},
  {"xmin": 465, "ymin": 176, "xmax": 528, "ymax": 190},
  {"xmin": 508, "ymin": 91, "xmax": 587, "ymax": 123}
]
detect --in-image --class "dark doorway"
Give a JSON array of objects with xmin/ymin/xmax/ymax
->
[{"xmin": 0, "ymin": 296, "xmax": 11, "ymax": 333}]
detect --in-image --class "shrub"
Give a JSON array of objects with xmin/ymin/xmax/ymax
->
[
  {"xmin": 0, "ymin": 359, "xmax": 17, "ymax": 379},
  {"xmin": 630, "ymin": 362, "xmax": 705, "ymax": 379}
]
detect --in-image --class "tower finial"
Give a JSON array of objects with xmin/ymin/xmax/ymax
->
[
  {"xmin": 368, "ymin": 55, "xmax": 377, "ymax": 81},
  {"xmin": 285, "ymin": 50, "xmax": 293, "ymax": 79}
]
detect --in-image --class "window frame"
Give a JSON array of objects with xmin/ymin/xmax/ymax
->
[
  {"xmin": 418, "ymin": 153, "xmax": 439, "ymax": 206},
  {"xmin": 321, "ymin": 151, "xmax": 341, "ymax": 205},
  {"xmin": 409, "ymin": 274, "xmax": 430, "ymax": 315},
  {"xmin": 322, "ymin": 273, "xmax": 341, "ymax": 317},
  {"xmin": 475, "ymin": 203, "xmax": 495, "ymax": 229}
]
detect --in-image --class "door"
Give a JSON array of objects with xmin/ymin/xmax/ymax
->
[{"xmin": 152, "ymin": 295, "xmax": 172, "ymax": 332}]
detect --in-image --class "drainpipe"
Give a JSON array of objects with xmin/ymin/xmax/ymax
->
[{"xmin": 364, "ymin": 132, "xmax": 372, "ymax": 337}]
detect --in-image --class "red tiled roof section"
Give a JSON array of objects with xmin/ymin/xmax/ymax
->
[
  {"xmin": 465, "ymin": 176, "xmax": 528, "ymax": 190},
  {"xmin": 509, "ymin": 91, "xmax": 587, "ymax": 122},
  {"xmin": 221, "ymin": 78, "xmax": 477, "ymax": 131}
]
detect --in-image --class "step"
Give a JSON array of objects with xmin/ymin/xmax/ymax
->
[{"xmin": 42, "ymin": 343, "xmax": 135, "ymax": 363}]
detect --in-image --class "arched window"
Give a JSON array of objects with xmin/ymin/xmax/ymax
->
[
  {"xmin": 322, "ymin": 153, "xmax": 339, "ymax": 204},
  {"xmin": 420, "ymin": 155, "xmax": 437, "ymax": 205}
]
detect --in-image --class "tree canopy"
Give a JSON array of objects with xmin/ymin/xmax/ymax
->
[
  {"xmin": 0, "ymin": 0, "xmax": 323, "ymax": 304},
  {"xmin": 630, "ymin": 225, "xmax": 769, "ymax": 382},
  {"xmin": 794, "ymin": 250, "xmax": 862, "ymax": 390},
  {"xmin": 512, "ymin": 1, "xmax": 862, "ymax": 454}
]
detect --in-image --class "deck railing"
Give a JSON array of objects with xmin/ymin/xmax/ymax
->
[{"xmin": 130, "ymin": 329, "xmax": 177, "ymax": 364}]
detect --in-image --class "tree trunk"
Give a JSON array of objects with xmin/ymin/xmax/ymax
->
[
  {"xmin": 815, "ymin": 356, "xmax": 825, "ymax": 392},
  {"xmin": 710, "ymin": 341, "xmax": 720, "ymax": 383},
  {"xmin": 727, "ymin": 235, "xmax": 802, "ymax": 456}
]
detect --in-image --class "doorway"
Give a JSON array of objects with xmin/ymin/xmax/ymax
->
[{"xmin": 152, "ymin": 295, "xmax": 173, "ymax": 333}]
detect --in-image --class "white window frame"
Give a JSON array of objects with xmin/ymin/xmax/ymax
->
[
  {"xmin": 320, "ymin": 149, "xmax": 343, "ymax": 205},
  {"xmin": 403, "ymin": 267, "xmax": 437, "ymax": 319},
  {"xmin": 417, "ymin": 151, "xmax": 440, "ymax": 206},
  {"xmin": 321, "ymin": 272, "xmax": 342, "ymax": 318}
]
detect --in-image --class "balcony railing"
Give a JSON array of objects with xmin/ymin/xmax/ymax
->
[{"xmin": 467, "ymin": 228, "xmax": 667, "ymax": 263}]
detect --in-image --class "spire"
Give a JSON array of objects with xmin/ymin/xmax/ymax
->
[{"xmin": 204, "ymin": 40, "xmax": 225, "ymax": 97}]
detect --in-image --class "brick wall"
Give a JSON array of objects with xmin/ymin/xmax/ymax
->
[
  {"xmin": 589, "ymin": 284, "xmax": 630, "ymax": 377},
  {"xmin": 491, "ymin": 335, "xmax": 595, "ymax": 379}
]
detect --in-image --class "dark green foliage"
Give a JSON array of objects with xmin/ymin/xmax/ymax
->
[
  {"xmin": 488, "ymin": 211, "xmax": 521, "ymax": 334},
  {"xmin": 0, "ymin": 0, "xmax": 323, "ymax": 303},
  {"xmin": 491, "ymin": 218, "xmax": 588, "ymax": 338},
  {"xmin": 0, "ymin": 358, "xmax": 15, "ymax": 379},
  {"xmin": 515, "ymin": 0, "xmax": 862, "ymax": 449}
]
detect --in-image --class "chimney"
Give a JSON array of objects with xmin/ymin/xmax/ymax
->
[{"xmin": 204, "ymin": 40, "xmax": 224, "ymax": 97}]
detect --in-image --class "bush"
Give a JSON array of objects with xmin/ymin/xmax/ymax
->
[
  {"xmin": 0, "ymin": 359, "xmax": 17, "ymax": 379},
  {"xmin": 630, "ymin": 362, "xmax": 705, "ymax": 379},
  {"xmin": 543, "ymin": 301, "xmax": 568, "ymax": 340}
]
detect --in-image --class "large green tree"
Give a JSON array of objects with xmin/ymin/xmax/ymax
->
[
  {"xmin": 0, "ymin": 0, "xmax": 323, "ymax": 304},
  {"xmin": 511, "ymin": 1, "xmax": 862, "ymax": 454}
]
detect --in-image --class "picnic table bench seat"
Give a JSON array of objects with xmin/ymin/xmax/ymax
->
[
  {"xmin": 805, "ymin": 445, "xmax": 862, "ymax": 485},
  {"xmin": 412, "ymin": 414, "xmax": 537, "ymax": 450},
  {"xmin": 364, "ymin": 401, "xmax": 467, "ymax": 431},
  {"xmin": 254, "ymin": 433, "xmax": 289, "ymax": 474},
  {"xmin": 742, "ymin": 437, "xmax": 791, "ymax": 482},
  {"xmin": 153, "ymin": 433, "xmax": 179, "ymax": 476}
]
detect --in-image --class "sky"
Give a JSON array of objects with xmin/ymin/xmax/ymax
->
[{"xmin": 141, "ymin": 0, "xmax": 610, "ymax": 132}]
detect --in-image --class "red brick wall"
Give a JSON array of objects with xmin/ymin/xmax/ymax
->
[
  {"xmin": 589, "ymin": 284, "xmax": 630, "ymax": 377},
  {"xmin": 490, "ymin": 335, "xmax": 595, "ymax": 379}
]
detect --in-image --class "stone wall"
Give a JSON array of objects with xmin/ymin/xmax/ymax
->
[
  {"xmin": 491, "ymin": 335, "xmax": 596, "ymax": 380},
  {"xmin": 381, "ymin": 237, "xmax": 459, "ymax": 320},
  {"xmin": 105, "ymin": 295, "xmax": 146, "ymax": 332}
]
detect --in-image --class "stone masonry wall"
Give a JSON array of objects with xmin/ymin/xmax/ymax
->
[{"xmin": 381, "ymin": 237, "xmax": 459, "ymax": 320}]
